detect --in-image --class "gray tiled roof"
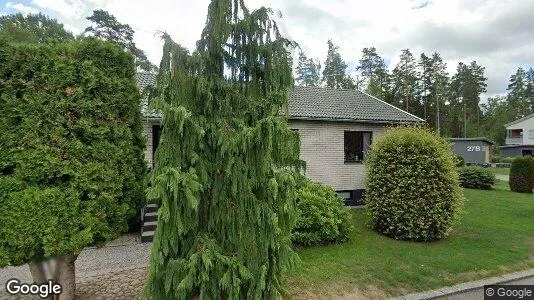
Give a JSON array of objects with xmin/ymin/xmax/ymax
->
[
  {"xmin": 136, "ymin": 73, "xmax": 423, "ymax": 124},
  {"xmin": 289, "ymin": 86, "xmax": 422, "ymax": 123},
  {"xmin": 136, "ymin": 72, "xmax": 157, "ymax": 90}
]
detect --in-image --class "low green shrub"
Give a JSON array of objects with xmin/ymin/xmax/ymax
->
[
  {"xmin": 454, "ymin": 155, "xmax": 466, "ymax": 167},
  {"xmin": 292, "ymin": 178, "xmax": 352, "ymax": 246},
  {"xmin": 509, "ymin": 157, "xmax": 534, "ymax": 193},
  {"xmin": 500, "ymin": 157, "xmax": 516, "ymax": 164},
  {"xmin": 365, "ymin": 126, "xmax": 464, "ymax": 242},
  {"xmin": 459, "ymin": 166, "xmax": 496, "ymax": 189}
]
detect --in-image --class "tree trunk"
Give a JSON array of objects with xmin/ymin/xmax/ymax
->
[
  {"xmin": 57, "ymin": 254, "xmax": 77, "ymax": 300},
  {"xmin": 29, "ymin": 261, "xmax": 47, "ymax": 284}
]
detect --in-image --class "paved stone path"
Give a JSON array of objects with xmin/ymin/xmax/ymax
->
[{"xmin": 0, "ymin": 237, "xmax": 151, "ymax": 293}]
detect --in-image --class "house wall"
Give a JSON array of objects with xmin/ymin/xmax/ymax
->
[
  {"xmin": 142, "ymin": 118, "xmax": 389, "ymax": 192},
  {"xmin": 289, "ymin": 120, "xmax": 388, "ymax": 191},
  {"xmin": 501, "ymin": 146, "xmax": 534, "ymax": 158},
  {"xmin": 142, "ymin": 119, "xmax": 160, "ymax": 168},
  {"xmin": 507, "ymin": 116, "xmax": 534, "ymax": 145}
]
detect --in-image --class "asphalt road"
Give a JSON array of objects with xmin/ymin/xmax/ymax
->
[{"xmin": 436, "ymin": 276, "xmax": 534, "ymax": 300}]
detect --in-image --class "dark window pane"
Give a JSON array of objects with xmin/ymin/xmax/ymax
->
[{"xmin": 344, "ymin": 131, "xmax": 372, "ymax": 162}]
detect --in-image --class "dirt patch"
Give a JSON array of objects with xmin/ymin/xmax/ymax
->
[{"xmin": 291, "ymin": 285, "xmax": 388, "ymax": 300}]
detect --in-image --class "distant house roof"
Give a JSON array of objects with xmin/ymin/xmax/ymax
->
[
  {"xmin": 505, "ymin": 113, "xmax": 534, "ymax": 127},
  {"xmin": 136, "ymin": 72, "xmax": 157, "ymax": 90},
  {"xmin": 136, "ymin": 73, "xmax": 423, "ymax": 124},
  {"xmin": 447, "ymin": 137, "xmax": 494, "ymax": 145}
]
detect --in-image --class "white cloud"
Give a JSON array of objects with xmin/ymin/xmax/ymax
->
[
  {"xmin": 6, "ymin": 0, "xmax": 532, "ymax": 97},
  {"xmin": 5, "ymin": 2, "xmax": 39, "ymax": 15},
  {"xmin": 30, "ymin": 0, "xmax": 86, "ymax": 18}
]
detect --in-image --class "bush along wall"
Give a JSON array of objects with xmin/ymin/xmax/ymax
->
[
  {"xmin": 365, "ymin": 126, "xmax": 464, "ymax": 242},
  {"xmin": 459, "ymin": 166, "xmax": 496, "ymax": 189},
  {"xmin": 509, "ymin": 157, "xmax": 534, "ymax": 193},
  {"xmin": 0, "ymin": 38, "xmax": 147, "ymax": 297},
  {"xmin": 292, "ymin": 177, "xmax": 352, "ymax": 246}
]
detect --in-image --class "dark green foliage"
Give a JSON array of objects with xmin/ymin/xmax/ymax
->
[
  {"xmin": 454, "ymin": 154, "xmax": 466, "ymax": 167},
  {"xmin": 501, "ymin": 157, "xmax": 516, "ymax": 164},
  {"xmin": 322, "ymin": 39, "xmax": 350, "ymax": 89},
  {"xmin": 142, "ymin": 0, "xmax": 301, "ymax": 299},
  {"xmin": 459, "ymin": 166, "xmax": 496, "ymax": 189},
  {"xmin": 0, "ymin": 39, "xmax": 147, "ymax": 267},
  {"xmin": 509, "ymin": 157, "xmax": 534, "ymax": 193},
  {"xmin": 357, "ymin": 47, "xmax": 388, "ymax": 98},
  {"xmin": 295, "ymin": 51, "xmax": 321, "ymax": 87},
  {"xmin": 0, "ymin": 13, "xmax": 74, "ymax": 43},
  {"xmin": 85, "ymin": 9, "xmax": 157, "ymax": 72},
  {"xmin": 292, "ymin": 178, "xmax": 352, "ymax": 246},
  {"xmin": 365, "ymin": 126, "xmax": 464, "ymax": 242}
]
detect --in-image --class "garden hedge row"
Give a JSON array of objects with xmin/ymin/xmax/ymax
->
[
  {"xmin": 509, "ymin": 157, "xmax": 534, "ymax": 193},
  {"xmin": 0, "ymin": 38, "xmax": 147, "ymax": 267}
]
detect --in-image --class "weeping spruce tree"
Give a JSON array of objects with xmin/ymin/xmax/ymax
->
[{"xmin": 143, "ymin": 0, "xmax": 302, "ymax": 299}]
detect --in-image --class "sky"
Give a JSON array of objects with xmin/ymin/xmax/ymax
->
[{"xmin": 1, "ymin": 0, "xmax": 533, "ymax": 99}]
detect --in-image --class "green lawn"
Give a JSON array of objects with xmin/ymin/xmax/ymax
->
[
  {"xmin": 488, "ymin": 167, "xmax": 510, "ymax": 176},
  {"xmin": 287, "ymin": 181, "xmax": 534, "ymax": 299}
]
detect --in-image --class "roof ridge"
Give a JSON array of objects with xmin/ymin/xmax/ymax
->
[{"xmin": 505, "ymin": 112, "xmax": 534, "ymax": 127}]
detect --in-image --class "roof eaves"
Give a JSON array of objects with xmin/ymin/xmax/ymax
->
[
  {"xmin": 288, "ymin": 116, "xmax": 421, "ymax": 124},
  {"xmin": 504, "ymin": 113, "xmax": 534, "ymax": 127}
]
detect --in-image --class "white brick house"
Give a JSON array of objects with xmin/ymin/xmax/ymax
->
[
  {"xmin": 136, "ymin": 73, "xmax": 423, "ymax": 205},
  {"xmin": 501, "ymin": 113, "xmax": 534, "ymax": 157}
]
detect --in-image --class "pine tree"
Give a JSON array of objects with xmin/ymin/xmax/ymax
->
[
  {"xmin": 507, "ymin": 67, "xmax": 531, "ymax": 118},
  {"xmin": 526, "ymin": 68, "xmax": 534, "ymax": 112},
  {"xmin": 391, "ymin": 49, "xmax": 418, "ymax": 113},
  {"xmin": 142, "ymin": 0, "xmax": 302, "ymax": 299},
  {"xmin": 295, "ymin": 51, "xmax": 321, "ymax": 86},
  {"xmin": 322, "ymin": 39, "xmax": 348, "ymax": 89},
  {"xmin": 357, "ymin": 47, "xmax": 388, "ymax": 98},
  {"xmin": 449, "ymin": 61, "xmax": 487, "ymax": 137},
  {"xmin": 84, "ymin": 10, "xmax": 157, "ymax": 72},
  {"xmin": 427, "ymin": 53, "xmax": 449, "ymax": 133},
  {"xmin": 418, "ymin": 53, "xmax": 432, "ymax": 121}
]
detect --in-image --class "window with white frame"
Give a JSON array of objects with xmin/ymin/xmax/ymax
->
[{"xmin": 529, "ymin": 130, "xmax": 534, "ymax": 139}]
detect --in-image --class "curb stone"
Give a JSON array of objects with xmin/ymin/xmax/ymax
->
[{"xmin": 392, "ymin": 268, "xmax": 534, "ymax": 300}]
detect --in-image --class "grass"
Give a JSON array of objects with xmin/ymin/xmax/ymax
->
[
  {"xmin": 287, "ymin": 180, "xmax": 534, "ymax": 298},
  {"xmin": 488, "ymin": 167, "xmax": 510, "ymax": 176}
]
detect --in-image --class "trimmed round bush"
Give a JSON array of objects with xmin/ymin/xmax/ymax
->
[
  {"xmin": 292, "ymin": 178, "xmax": 352, "ymax": 246},
  {"xmin": 509, "ymin": 157, "xmax": 534, "ymax": 193},
  {"xmin": 365, "ymin": 127, "xmax": 464, "ymax": 242},
  {"xmin": 459, "ymin": 166, "xmax": 496, "ymax": 189}
]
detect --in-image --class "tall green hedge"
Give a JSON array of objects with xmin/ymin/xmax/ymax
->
[
  {"xmin": 509, "ymin": 157, "xmax": 534, "ymax": 193},
  {"xmin": 0, "ymin": 38, "xmax": 147, "ymax": 267},
  {"xmin": 365, "ymin": 127, "xmax": 464, "ymax": 242}
]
